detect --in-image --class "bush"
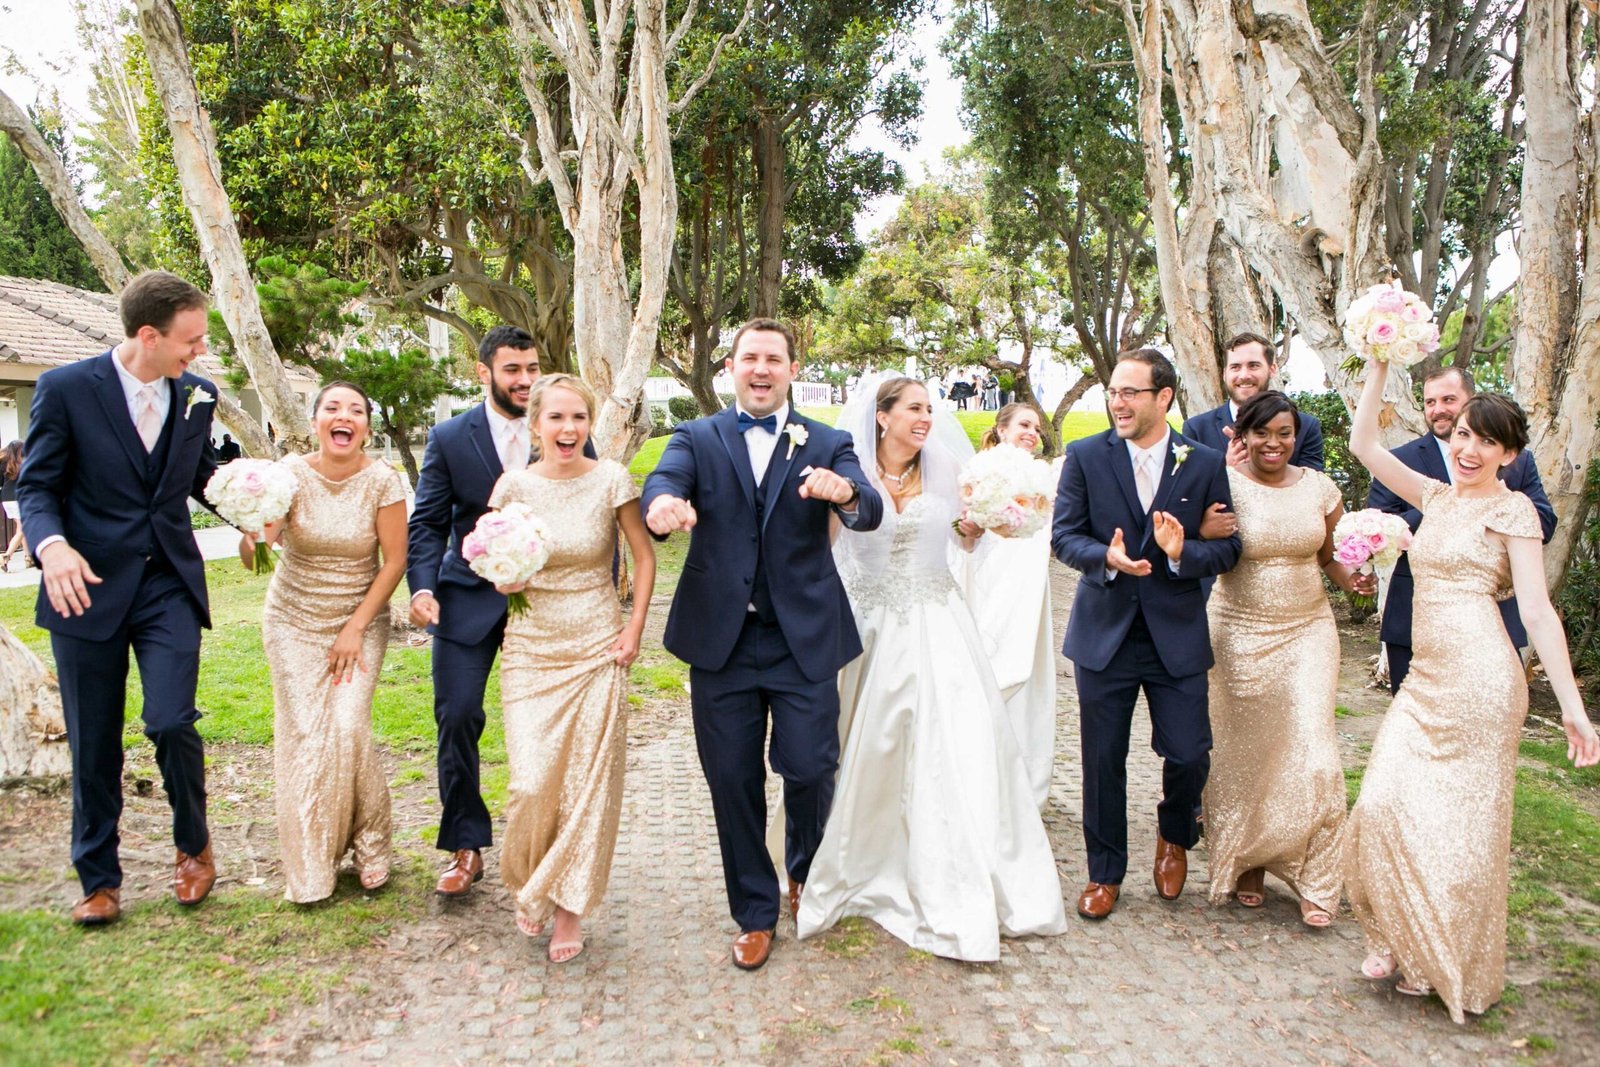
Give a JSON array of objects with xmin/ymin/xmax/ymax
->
[
  {"xmin": 667, "ymin": 396, "xmax": 699, "ymax": 424},
  {"xmin": 1290, "ymin": 390, "xmax": 1369, "ymax": 512},
  {"xmin": 648, "ymin": 405, "xmax": 673, "ymax": 438}
]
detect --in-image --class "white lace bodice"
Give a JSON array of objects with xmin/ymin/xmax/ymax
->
[{"xmin": 837, "ymin": 495, "xmax": 961, "ymax": 619}]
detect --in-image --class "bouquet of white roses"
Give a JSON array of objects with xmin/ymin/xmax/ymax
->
[
  {"xmin": 1340, "ymin": 282, "xmax": 1440, "ymax": 374},
  {"xmin": 1332, "ymin": 507, "xmax": 1413, "ymax": 611},
  {"xmin": 204, "ymin": 459, "xmax": 295, "ymax": 574},
  {"xmin": 957, "ymin": 443, "xmax": 1057, "ymax": 538},
  {"xmin": 460, "ymin": 502, "xmax": 552, "ymax": 618}
]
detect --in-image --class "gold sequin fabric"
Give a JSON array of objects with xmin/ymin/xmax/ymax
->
[
  {"xmin": 489, "ymin": 460, "xmax": 638, "ymax": 926},
  {"xmin": 1204, "ymin": 469, "xmax": 1346, "ymax": 911},
  {"xmin": 1345, "ymin": 479, "xmax": 1542, "ymax": 1022},
  {"xmin": 263, "ymin": 455, "xmax": 406, "ymax": 903}
]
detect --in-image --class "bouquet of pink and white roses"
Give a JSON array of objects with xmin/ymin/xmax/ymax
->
[
  {"xmin": 1332, "ymin": 508, "xmax": 1414, "ymax": 611},
  {"xmin": 957, "ymin": 443, "xmax": 1057, "ymax": 538},
  {"xmin": 204, "ymin": 459, "xmax": 295, "ymax": 574},
  {"xmin": 461, "ymin": 502, "xmax": 551, "ymax": 618},
  {"xmin": 1340, "ymin": 282, "xmax": 1441, "ymax": 375}
]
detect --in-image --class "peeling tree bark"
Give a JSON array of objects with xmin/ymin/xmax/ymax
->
[
  {"xmin": 0, "ymin": 622, "xmax": 69, "ymax": 780},
  {"xmin": 0, "ymin": 87, "xmax": 130, "ymax": 293},
  {"xmin": 135, "ymin": 0, "xmax": 311, "ymax": 454},
  {"xmin": 1513, "ymin": 0, "xmax": 1599, "ymax": 592}
]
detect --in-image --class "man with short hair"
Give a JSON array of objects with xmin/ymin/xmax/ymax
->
[
  {"xmin": 18, "ymin": 270, "xmax": 222, "ymax": 925},
  {"xmin": 217, "ymin": 434, "xmax": 241, "ymax": 462},
  {"xmin": 1182, "ymin": 332, "xmax": 1324, "ymax": 471},
  {"xmin": 642, "ymin": 317, "xmax": 883, "ymax": 970},
  {"xmin": 408, "ymin": 324, "xmax": 595, "ymax": 896},
  {"xmin": 1053, "ymin": 348, "xmax": 1241, "ymax": 921},
  {"xmin": 1368, "ymin": 365, "xmax": 1555, "ymax": 693}
]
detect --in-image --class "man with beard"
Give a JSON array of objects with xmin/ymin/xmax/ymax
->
[
  {"xmin": 1182, "ymin": 332, "xmax": 1324, "ymax": 471},
  {"xmin": 408, "ymin": 325, "xmax": 595, "ymax": 897},
  {"xmin": 1368, "ymin": 366, "xmax": 1555, "ymax": 693}
]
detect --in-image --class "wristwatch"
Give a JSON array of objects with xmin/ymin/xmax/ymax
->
[{"xmin": 840, "ymin": 477, "xmax": 861, "ymax": 508}]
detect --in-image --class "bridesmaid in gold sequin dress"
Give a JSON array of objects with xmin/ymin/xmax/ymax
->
[
  {"xmin": 247, "ymin": 382, "xmax": 409, "ymax": 903},
  {"xmin": 1201, "ymin": 392, "xmax": 1373, "ymax": 927},
  {"xmin": 1346, "ymin": 357, "xmax": 1598, "ymax": 1021},
  {"xmin": 487, "ymin": 374, "xmax": 655, "ymax": 963}
]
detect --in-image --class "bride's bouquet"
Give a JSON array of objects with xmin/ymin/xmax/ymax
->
[
  {"xmin": 461, "ymin": 502, "xmax": 551, "ymax": 618},
  {"xmin": 204, "ymin": 459, "xmax": 295, "ymax": 574},
  {"xmin": 1332, "ymin": 508, "xmax": 1413, "ymax": 612},
  {"xmin": 1340, "ymin": 282, "xmax": 1440, "ymax": 375},
  {"xmin": 957, "ymin": 443, "xmax": 1057, "ymax": 538}
]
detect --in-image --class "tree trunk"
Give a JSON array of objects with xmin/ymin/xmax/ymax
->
[
  {"xmin": 0, "ymin": 626, "xmax": 69, "ymax": 780},
  {"xmin": 753, "ymin": 111, "xmax": 786, "ymax": 318},
  {"xmin": 134, "ymin": 0, "xmax": 310, "ymax": 454},
  {"xmin": 1048, "ymin": 371, "xmax": 1098, "ymax": 454},
  {"xmin": 1514, "ymin": 0, "xmax": 1599, "ymax": 592},
  {"xmin": 0, "ymin": 88, "xmax": 131, "ymax": 293}
]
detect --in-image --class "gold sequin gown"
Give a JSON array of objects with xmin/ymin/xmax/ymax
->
[
  {"xmin": 490, "ymin": 460, "xmax": 638, "ymax": 926},
  {"xmin": 263, "ymin": 455, "xmax": 406, "ymax": 903},
  {"xmin": 1345, "ymin": 480, "xmax": 1543, "ymax": 1022},
  {"xmin": 1203, "ymin": 469, "xmax": 1347, "ymax": 912}
]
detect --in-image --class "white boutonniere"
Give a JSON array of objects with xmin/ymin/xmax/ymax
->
[
  {"xmin": 1170, "ymin": 443, "xmax": 1192, "ymax": 476},
  {"xmin": 185, "ymin": 385, "xmax": 215, "ymax": 420},
  {"xmin": 784, "ymin": 422, "xmax": 809, "ymax": 460}
]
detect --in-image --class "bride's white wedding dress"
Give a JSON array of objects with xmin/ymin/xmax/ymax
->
[{"xmin": 797, "ymin": 491, "xmax": 1068, "ymax": 961}]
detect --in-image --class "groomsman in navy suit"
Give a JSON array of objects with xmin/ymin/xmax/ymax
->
[
  {"xmin": 1369, "ymin": 365, "xmax": 1556, "ymax": 693},
  {"xmin": 1182, "ymin": 332, "xmax": 1324, "ymax": 471},
  {"xmin": 1053, "ymin": 349, "xmax": 1241, "ymax": 920},
  {"xmin": 642, "ymin": 318, "xmax": 883, "ymax": 970},
  {"xmin": 17, "ymin": 271, "xmax": 221, "ymax": 925},
  {"xmin": 408, "ymin": 325, "xmax": 595, "ymax": 897}
]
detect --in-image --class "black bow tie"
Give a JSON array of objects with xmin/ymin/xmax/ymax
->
[{"xmin": 737, "ymin": 412, "xmax": 778, "ymax": 434}]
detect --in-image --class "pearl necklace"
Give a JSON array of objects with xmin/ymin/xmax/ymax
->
[{"xmin": 878, "ymin": 460, "xmax": 917, "ymax": 487}]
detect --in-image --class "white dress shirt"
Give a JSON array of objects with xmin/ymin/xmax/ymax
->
[
  {"xmin": 737, "ymin": 401, "xmax": 789, "ymax": 484},
  {"xmin": 114, "ymin": 346, "xmax": 173, "ymax": 434},
  {"xmin": 486, "ymin": 404, "xmax": 530, "ymax": 472},
  {"xmin": 1434, "ymin": 434, "xmax": 1454, "ymax": 484}
]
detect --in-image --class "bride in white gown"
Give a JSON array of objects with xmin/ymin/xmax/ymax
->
[{"xmin": 796, "ymin": 375, "xmax": 1068, "ymax": 962}]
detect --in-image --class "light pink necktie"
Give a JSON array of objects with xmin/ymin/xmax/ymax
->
[
  {"xmin": 504, "ymin": 423, "xmax": 528, "ymax": 472},
  {"xmin": 136, "ymin": 384, "xmax": 163, "ymax": 453},
  {"xmin": 1135, "ymin": 452, "xmax": 1155, "ymax": 513}
]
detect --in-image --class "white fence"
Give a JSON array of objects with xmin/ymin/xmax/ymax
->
[{"xmin": 644, "ymin": 376, "xmax": 833, "ymax": 408}]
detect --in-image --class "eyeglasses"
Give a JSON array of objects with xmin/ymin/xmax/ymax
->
[{"xmin": 1105, "ymin": 387, "xmax": 1160, "ymax": 402}]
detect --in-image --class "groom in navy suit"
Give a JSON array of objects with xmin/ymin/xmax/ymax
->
[
  {"xmin": 18, "ymin": 271, "xmax": 221, "ymax": 925},
  {"xmin": 1369, "ymin": 365, "xmax": 1555, "ymax": 693},
  {"xmin": 407, "ymin": 325, "xmax": 597, "ymax": 897},
  {"xmin": 642, "ymin": 318, "xmax": 883, "ymax": 970},
  {"xmin": 1053, "ymin": 349, "xmax": 1241, "ymax": 920}
]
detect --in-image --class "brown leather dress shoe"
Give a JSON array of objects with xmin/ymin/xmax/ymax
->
[
  {"xmin": 435, "ymin": 849, "xmax": 484, "ymax": 897},
  {"xmin": 173, "ymin": 843, "xmax": 216, "ymax": 906},
  {"xmin": 732, "ymin": 929, "xmax": 776, "ymax": 970},
  {"xmin": 788, "ymin": 881, "xmax": 803, "ymax": 919},
  {"xmin": 72, "ymin": 887, "xmax": 121, "ymax": 926},
  {"xmin": 1076, "ymin": 882, "xmax": 1119, "ymax": 920},
  {"xmin": 1154, "ymin": 834, "xmax": 1187, "ymax": 900}
]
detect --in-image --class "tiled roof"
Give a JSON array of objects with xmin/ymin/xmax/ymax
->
[{"xmin": 0, "ymin": 275, "xmax": 312, "ymax": 383}]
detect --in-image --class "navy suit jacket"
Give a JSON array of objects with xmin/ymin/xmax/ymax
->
[
  {"xmin": 406, "ymin": 402, "xmax": 599, "ymax": 647},
  {"xmin": 1052, "ymin": 430, "xmax": 1242, "ymax": 677},
  {"xmin": 1182, "ymin": 402, "xmax": 1325, "ymax": 472},
  {"xmin": 1368, "ymin": 435, "xmax": 1555, "ymax": 650},
  {"xmin": 641, "ymin": 407, "xmax": 883, "ymax": 683},
  {"xmin": 17, "ymin": 350, "xmax": 218, "ymax": 641}
]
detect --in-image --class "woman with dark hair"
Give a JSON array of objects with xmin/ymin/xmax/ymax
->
[
  {"xmin": 1346, "ymin": 359, "xmax": 1598, "ymax": 1021},
  {"xmin": 244, "ymin": 381, "xmax": 409, "ymax": 902},
  {"xmin": 962, "ymin": 403, "xmax": 1057, "ymax": 808},
  {"xmin": 796, "ymin": 375, "xmax": 1067, "ymax": 961},
  {"xmin": 1, "ymin": 441, "xmax": 25, "ymax": 569},
  {"xmin": 1199, "ymin": 391, "xmax": 1372, "ymax": 927}
]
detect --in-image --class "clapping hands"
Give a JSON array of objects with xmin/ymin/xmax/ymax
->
[{"xmin": 1105, "ymin": 528, "xmax": 1152, "ymax": 577}]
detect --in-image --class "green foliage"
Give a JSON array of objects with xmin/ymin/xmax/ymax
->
[
  {"xmin": 0, "ymin": 127, "xmax": 105, "ymax": 291},
  {"xmin": 667, "ymin": 395, "xmax": 699, "ymax": 424},
  {"xmin": 1555, "ymin": 442, "xmax": 1600, "ymax": 684},
  {"xmin": 1290, "ymin": 391, "xmax": 1369, "ymax": 512}
]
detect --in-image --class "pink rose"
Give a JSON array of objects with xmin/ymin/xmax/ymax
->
[
  {"xmin": 1401, "ymin": 302, "xmax": 1430, "ymax": 323},
  {"xmin": 462, "ymin": 536, "xmax": 486, "ymax": 561},
  {"xmin": 1367, "ymin": 531, "xmax": 1388, "ymax": 552},
  {"xmin": 1334, "ymin": 541, "xmax": 1368, "ymax": 568},
  {"xmin": 241, "ymin": 470, "xmax": 264, "ymax": 492},
  {"xmin": 1374, "ymin": 289, "xmax": 1405, "ymax": 313},
  {"xmin": 1366, "ymin": 321, "xmax": 1398, "ymax": 345}
]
